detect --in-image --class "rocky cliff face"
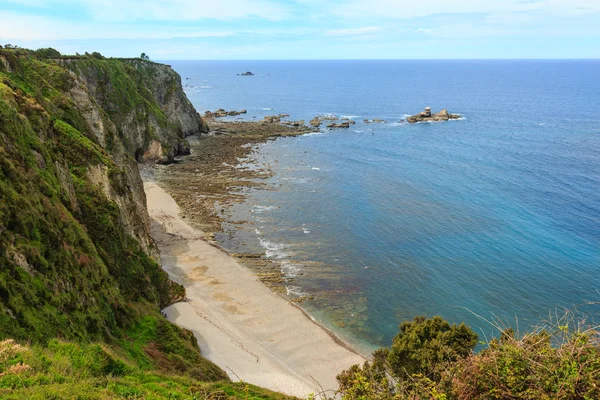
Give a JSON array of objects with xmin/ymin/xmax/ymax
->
[
  {"xmin": 0, "ymin": 51, "xmax": 203, "ymax": 342},
  {"xmin": 62, "ymin": 58, "xmax": 208, "ymax": 163}
]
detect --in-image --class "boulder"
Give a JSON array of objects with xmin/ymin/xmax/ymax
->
[
  {"xmin": 309, "ymin": 117, "xmax": 321, "ymax": 127},
  {"xmin": 262, "ymin": 115, "xmax": 281, "ymax": 124},
  {"xmin": 432, "ymin": 109, "xmax": 450, "ymax": 121}
]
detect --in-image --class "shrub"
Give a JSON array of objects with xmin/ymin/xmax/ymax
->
[{"xmin": 336, "ymin": 316, "xmax": 600, "ymax": 400}]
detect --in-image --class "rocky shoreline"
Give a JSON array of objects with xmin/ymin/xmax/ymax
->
[
  {"xmin": 153, "ymin": 119, "xmax": 314, "ymax": 294},
  {"xmin": 154, "ymin": 105, "xmax": 465, "ymax": 295}
]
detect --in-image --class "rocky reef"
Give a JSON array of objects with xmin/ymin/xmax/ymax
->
[
  {"xmin": 204, "ymin": 108, "xmax": 248, "ymax": 118},
  {"xmin": 406, "ymin": 107, "xmax": 462, "ymax": 123}
]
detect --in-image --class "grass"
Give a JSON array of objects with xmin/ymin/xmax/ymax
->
[{"xmin": 0, "ymin": 338, "xmax": 297, "ymax": 400}]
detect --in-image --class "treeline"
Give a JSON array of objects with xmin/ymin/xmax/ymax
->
[{"xmin": 0, "ymin": 45, "xmax": 151, "ymax": 62}]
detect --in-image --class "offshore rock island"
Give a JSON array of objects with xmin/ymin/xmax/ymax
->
[{"xmin": 406, "ymin": 107, "xmax": 462, "ymax": 123}]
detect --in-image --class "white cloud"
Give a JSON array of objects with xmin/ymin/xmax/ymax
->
[
  {"xmin": 333, "ymin": 0, "xmax": 600, "ymax": 19},
  {"xmin": 0, "ymin": 12, "xmax": 236, "ymax": 41},
  {"xmin": 325, "ymin": 26, "xmax": 382, "ymax": 36},
  {"xmin": 81, "ymin": 0, "xmax": 290, "ymax": 21}
]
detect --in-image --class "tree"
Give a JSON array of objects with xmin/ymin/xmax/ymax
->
[
  {"xmin": 140, "ymin": 52, "xmax": 150, "ymax": 61},
  {"xmin": 33, "ymin": 48, "xmax": 61, "ymax": 59},
  {"xmin": 337, "ymin": 316, "xmax": 478, "ymax": 399},
  {"xmin": 387, "ymin": 316, "xmax": 478, "ymax": 381}
]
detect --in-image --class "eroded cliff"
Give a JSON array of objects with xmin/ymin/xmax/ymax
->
[{"xmin": 0, "ymin": 50, "xmax": 206, "ymax": 344}]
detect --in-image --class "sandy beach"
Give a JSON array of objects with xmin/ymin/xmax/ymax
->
[{"xmin": 144, "ymin": 180, "xmax": 365, "ymax": 398}]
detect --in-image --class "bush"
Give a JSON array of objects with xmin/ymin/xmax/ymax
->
[
  {"xmin": 33, "ymin": 48, "xmax": 61, "ymax": 59},
  {"xmin": 444, "ymin": 323, "xmax": 600, "ymax": 399},
  {"xmin": 336, "ymin": 316, "xmax": 600, "ymax": 400}
]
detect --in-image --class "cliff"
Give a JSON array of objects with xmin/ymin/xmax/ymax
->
[
  {"xmin": 61, "ymin": 57, "xmax": 208, "ymax": 163},
  {"xmin": 0, "ymin": 48, "xmax": 217, "ymax": 369}
]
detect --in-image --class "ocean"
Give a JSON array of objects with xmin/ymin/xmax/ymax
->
[{"xmin": 167, "ymin": 60, "xmax": 600, "ymax": 354}]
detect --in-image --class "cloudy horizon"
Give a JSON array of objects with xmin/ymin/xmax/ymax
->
[{"xmin": 1, "ymin": 0, "xmax": 599, "ymax": 59}]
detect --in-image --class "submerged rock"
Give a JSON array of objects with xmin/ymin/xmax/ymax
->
[
  {"xmin": 362, "ymin": 118, "xmax": 387, "ymax": 124},
  {"xmin": 239, "ymin": 71, "xmax": 254, "ymax": 76},
  {"xmin": 327, "ymin": 122, "xmax": 351, "ymax": 129},
  {"xmin": 406, "ymin": 107, "xmax": 461, "ymax": 123}
]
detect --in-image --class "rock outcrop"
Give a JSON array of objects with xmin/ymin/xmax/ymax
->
[
  {"xmin": 205, "ymin": 109, "xmax": 247, "ymax": 118},
  {"xmin": 406, "ymin": 107, "xmax": 461, "ymax": 123},
  {"xmin": 239, "ymin": 71, "xmax": 254, "ymax": 76},
  {"xmin": 309, "ymin": 117, "xmax": 321, "ymax": 127},
  {"xmin": 327, "ymin": 121, "xmax": 354, "ymax": 129},
  {"xmin": 261, "ymin": 114, "xmax": 290, "ymax": 124}
]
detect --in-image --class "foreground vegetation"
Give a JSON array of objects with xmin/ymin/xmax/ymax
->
[
  {"xmin": 0, "ymin": 332, "xmax": 294, "ymax": 400},
  {"xmin": 334, "ymin": 315, "xmax": 600, "ymax": 400}
]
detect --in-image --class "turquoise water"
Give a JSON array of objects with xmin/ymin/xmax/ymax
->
[{"xmin": 169, "ymin": 60, "xmax": 600, "ymax": 352}]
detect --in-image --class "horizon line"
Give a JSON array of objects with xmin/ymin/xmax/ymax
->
[{"xmin": 157, "ymin": 58, "xmax": 600, "ymax": 61}]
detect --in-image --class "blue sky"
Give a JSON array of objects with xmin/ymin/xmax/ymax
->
[{"xmin": 1, "ymin": 0, "xmax": 599, "ymax": 59}]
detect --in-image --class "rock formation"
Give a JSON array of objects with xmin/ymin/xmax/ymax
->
[
  {"xmin": 406, "ymin": 107, "xmax": 462, "ymax": 123},
  {"xmin": 239, "ymin": 71, "xmax": 254, "ymax": 76},
  {"xmin": 261, "ymin": 114, "xmax": 291, "ymax": 124},
  {"xmin": 327, "ymin": 121, "xmax": 352, "ymax": 129},
  {"xmin": 205, "ymin": 109, "xmax": 247, "ymax": 118},
  {"xmin": 309, "ymin": 117, "xmax": 321, "ymax": 127}
]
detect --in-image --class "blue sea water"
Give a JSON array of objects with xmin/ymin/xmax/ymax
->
[{"xmin": 168, "ymin": 60, "xmax": 600, "ymax": 353}]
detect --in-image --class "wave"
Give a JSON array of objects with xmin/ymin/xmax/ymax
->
[
  {"xmin": 258, "ymin": 238, "xmax": 290, "ymax": 259},
  {"xmin": 251, "ymin": 205, "xmax": 277, "ymax": 213},
  {"xmin": 285, "ymin": 285, "xmax": 308, "ymax": 297},
  {"xmin": 303, "ymin": 131, "xmax": 326, "ymax": 136},
  {"xmin": 281, "ymin": 261, "xmax": 302, "ymax": 279},
  {"xmin": 311, "ymin": 167, "xmax": 321, "ymax": 171},
  {"xmin": 200, "ymin": 85, "xmax": 212, "ymax": 89}
]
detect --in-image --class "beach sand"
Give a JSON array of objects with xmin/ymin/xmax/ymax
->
[{"xmin": 144, "ymin": 180, "xmax": 365, "ymax": 398}]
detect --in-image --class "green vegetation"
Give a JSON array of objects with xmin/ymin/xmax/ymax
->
[
  {"xmin": 335, "ymin": 316, "xmax": 600, "ymax": 400},
  {"xmin": 0, "ymin": 337, "xmax": 295, "ymax": 399}
]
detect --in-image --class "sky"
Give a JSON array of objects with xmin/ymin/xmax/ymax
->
[{"xmin": 1, "ymin": 0, "xmax": 599, "ymax": 59}]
